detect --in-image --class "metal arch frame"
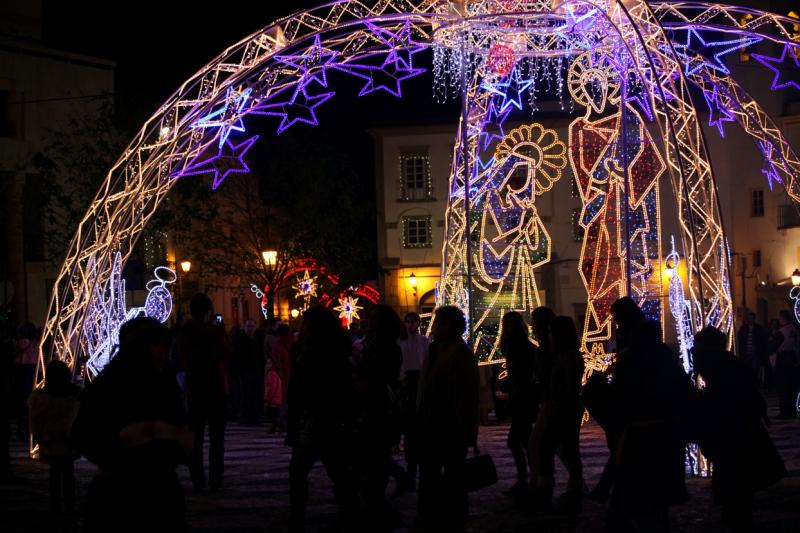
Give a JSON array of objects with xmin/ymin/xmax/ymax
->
[
  {"xmin": 37, "ymin": 0, "xmax": 447, "ymax": 386},
  {"xmin": 37, "ymin": 0, "xmax": 800, "ymax": 384}
]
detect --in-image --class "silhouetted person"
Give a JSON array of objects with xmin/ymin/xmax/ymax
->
[
  {"xmin": 353, "ymin": 304, "xmax": 404, "ymax": 526},
  {"xmin": 417, "ymin": 306, "xmax": 479, "ymax": 530},
  {"xmin": 528, "ymin": 306, "xmax": 554, "ymax": 492},
  {"xmin": 774, "ymin": 309, "xmax": 797, "ymax": 419},
  {"xmin": 694, "ymin": 327, "xmax": 786, "ymax": 532},
  {"xmin": 584, "ymin": 296, "xmax": 645, "ymax": 502},
  {"xmin": 539, "ymin": 316, "xmax": 585, "ymax": 513},
  {"xmin": 498, "ymin": 311, "xmax": 537, "ymax": 498},
  {"xmin": 0, "ymin": 320, "xmax": 23, "ymax": 484},
  {"xmin": 271, "ymin": 323, "xmax": 293, "ymax": 432},
  {"xmin": 287, "ymin": 306, "xmax": 358, "ymax": 533},
  {"xmin": 13, "ymin": 322, "xmax": 38, "ymax": 441},
  {"xmin": 29, "ymin": 360, "xmax": 80, "ymax": 513},
  {"xmin": 72, "ymin": 317, "xmax": 192, "ymax": 533},
  {"xmin": 737, "ymin": 312, "xmax": 767, "ymax": 379},
  {"xmin": 398, "ymin": 312, "xmax": 428, "ymax": 492},
  {"xmin": 176, "ymin": 293, "xmax": 230, "ymax": 490},
  {"xmin": 606, "ymin": 320, "xmax": 695, "ymax": 533},
  {"xmin": 236, "ymin": 318, "xmax": 263, "ymax": 426}
]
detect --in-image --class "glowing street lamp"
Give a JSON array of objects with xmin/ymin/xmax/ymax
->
[
  {"xmin": 291, "ymin": 308, "xmax": 300, "ymax": 319},
  {"xmin": 180, "ymin": 260, "xmax": 192, "ymax": 273},
  {"xmin": 262, "ymin": 250, "xmax": 278, "ymax": 267},
  {"xmin": 791, "ymin": 268, "xmax": 800, "ymax": 286}
]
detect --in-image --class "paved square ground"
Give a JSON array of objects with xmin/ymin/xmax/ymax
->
[{"xmin": 3, "ymin": 400, "xmax": 799, "ymax": 532}]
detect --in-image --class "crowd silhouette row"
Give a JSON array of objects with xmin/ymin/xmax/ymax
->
[{"xmin": 1, "ymin": 293, "xmax": 794, "ymax": 533}]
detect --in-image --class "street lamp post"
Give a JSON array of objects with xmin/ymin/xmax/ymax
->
[
  {"xmin": 178, "ymin": 260, "xmax": 191, "ymax": 314},
  {"xmin": 261, "ymin": 250, "xmax": 278, "ymax": 320}
]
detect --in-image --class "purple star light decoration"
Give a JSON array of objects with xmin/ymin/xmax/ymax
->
[
  {"xmin": 365, "ymin": 20, "xmax": 426, "ymax": 72},
  {"xmin": 703, "ymin": 86, "xmax": 735, "ymax": 137},
  {"xmin": 251, "ymin": 85, "xmax": 334, "ymax": 133},
  {"xmin": 191, "ymin": 87, "xmax": 252, "ymax": 148},
  {"xmin": 758, "ymin": 141, "xmax": 783, "ymax": 191},
  {"xmin": 274, "ymin": 35, "xmax": 339, "ymax": 89},
  {"xmin": 175, "ymin": 135, "xmax": 258, "ymax": 190},
  {"xmin": 752, "ymin": 44, "xmax": 800, "ymax": 91},
  {"xmin": 676, "ymin": 29, "xmax": 761, "ymax": 76},
  {"xmin": 478, "ymin": 100, "xmax": 511, "ymax": 151},
  {"xmin": 335, "ymin": 60, "xmax": 425, "ymax": 97}
]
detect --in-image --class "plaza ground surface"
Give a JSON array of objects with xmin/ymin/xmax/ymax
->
[{"xmin": 3, "ymin": 398, "xmax": 799, "ymax": 533}]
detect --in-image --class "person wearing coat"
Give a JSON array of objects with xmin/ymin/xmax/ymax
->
[
  {"xmin": 416, "ymin": 306, "xmax": 480, "ymax": 529},
  {"xmin": 694, "ymin": 327, "xmax": 786, "ymax": 533}
]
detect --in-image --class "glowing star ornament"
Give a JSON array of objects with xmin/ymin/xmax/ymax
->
[
  {"xmin": 752, "ymin": 44, "xmax": 800, "ymax": 91},
  {"xmin": 251, "ymin": 85, "xmax": 334, "ymax": 133},
  {"xmin": 703, "ymin": 86, "xmax": 735, "ymax": 137},
  {"xmin": 175, "ymin": 135, "xmax": 258, "ymax": 190},
  {"xmin": 191, "ymin": 87, "xmax": 252, "ymax": 148},
  {"xmin": 759, "ymin": 141, "xmax": 783, "ymax": 190},
  {"xmin": 365, "ymin": 20, "xmax": 426, "ymax": 72},
  {"xmin": 293, "ymin": 270, "xmax": 319, "ymax": 309},
  {"xmin": 335, "ymin": 60, "xmax": 425, "ymax": 97},
  {"xmin": 481, "ymin": 72, "xmax": 533, "ymax": 113},
  {"xmin": 334, "ymin": 296, "xmax": 362, "ymax": 327},
  {"xmin": 478, "ymin": 100, "xmax": 512, "ymax": 151},
  {"xmin": 274, "ymin": 34, "xmax": 339, "ymax": 89},
  {"xmin": 676, "ymin": 28, "xmax": 761, "ymax": 76}
]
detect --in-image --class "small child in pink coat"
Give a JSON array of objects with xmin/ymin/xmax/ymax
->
[{"xmin": 263, "ymin": 357, "xmax": 283, "ymax": 433}]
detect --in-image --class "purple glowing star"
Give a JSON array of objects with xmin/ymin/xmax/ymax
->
[
  {"xmin": 481, "ymin": 72, "xmax": 533, "ymax": 113},
  {"xmin": 175, "ymin": 135, "xmax": 258, "ymax": 190},
  {"xmin": 365, "ymin": 20, "xmax": 426, "ymax": 72},
  {"xmin": 703, "ymin": 86, "xmax": 735, "ymax": 137},
  {"xmin": 478, "ymin": 100, "xmax": 511, "ymax": 151},
  {"xmin": 675, "ymin": 28, "xmax": 761, "ymax": 76},
  {"xmin": 251, "ymin": 85, "xmax": 334, "ymax": 133},
  {"xmin": 274, "ymin": 35, "xmax": 339, "ymax": 89},
  {"xmin": 336, "ymin": 60, "xmax": 425, "ymax": 97},
  {"xmin": 752, "ymin": 45, "xmax": 800, "ymax": 91},
  {"xmin": 191, "ymin": 87, "xmax": 252, "ymax": 148},
  {"xmin": 758, "ymin": 141, "xmax": 783, "ymax": 191}
]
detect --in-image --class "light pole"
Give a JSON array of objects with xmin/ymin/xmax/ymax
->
[
  {"xmin": 178, "ymin": 260, "xmax": 191, "ymax": 314},
  {"xmin": 261, "ymin": 250, "xmax": 278, "ymax": 320},
  {"xmin": 407, "ymin": 272, "xmax": 418, "ymax": 311}
]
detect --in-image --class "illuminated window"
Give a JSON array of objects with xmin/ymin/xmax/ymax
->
[
  {"xmin": 399, "ymin": 151, "xmax": 432, "ymax": 201},
  {"xmin": 403, "ymin": 216, "xmax": 432, "ymax": 248}
]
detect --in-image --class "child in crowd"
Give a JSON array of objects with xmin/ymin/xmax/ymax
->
[{"xmin": 264, "ymin": 357, "xmax": 283, "ymax": 434}]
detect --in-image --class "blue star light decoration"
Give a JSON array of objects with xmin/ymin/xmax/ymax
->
[
  {"xmin": 703, "ymin": 86, "xmax": 735, "ymax": 137},
  {"xmin": 251, "ymin": 85, "xmax": 334, "ymax": 133},
  {"xmin": 191, "ymin": 87, "xmax": 252, "ymax": 148},
  {"xmin": 675, "ymin": 28, "xmax": 761, "ymax": 76},
  {"xmin": 334, "ymin": 21, "xmax": 426, "ymax": 97},
  {"xmin": 478, "ymin": 100, "xmax": 512, "ymax": 151},
  {"xmin": 274, "ymin": 34, "xmax": 339, "ymax": 89},
  {"xmin": 752, "ymin": 44, "xmax": 800, "ymax": 91},
  {"xmin": 175, "ymin": 135, "xmax": 259, "ymax": 190},
  {"xmin": 481, "ymin": 71, "xmax": 533, "ymax": 113}
]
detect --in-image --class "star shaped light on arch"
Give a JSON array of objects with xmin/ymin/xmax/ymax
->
[
  {"xmin": 250, "ymin": 85, "xmax": 334, "ymax": 133},
  {"xmin": 274, "ymin": 34, "xmax": 339, "ymax": 89},
  {"xmin": 191, "ymin": 87, "xmax": 252, "ymax": 148},
  {"xmin": 174, "ymin": 135, "xmax": 259, "ymax": 190},
  {"xmin": 752, "ymin": 44, "xmax": 800, "ymax": 91},
  {"xmin": 675, "ymin": 28, "xmax": 761, "ymax": 76}
]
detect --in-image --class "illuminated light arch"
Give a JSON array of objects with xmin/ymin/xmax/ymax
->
[{"xmin": 37, "ymin": 1, "xmax": 800, "ymax": 389}]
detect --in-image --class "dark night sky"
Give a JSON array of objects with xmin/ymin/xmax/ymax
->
[{"xmin": 40, "ymin": 1, "xmax": 461, "ymax": 222}]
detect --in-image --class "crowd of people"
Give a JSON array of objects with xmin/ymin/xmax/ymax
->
[{"xmin": 0, "ymin": 295, "xmax": 795, "ymax": 533}]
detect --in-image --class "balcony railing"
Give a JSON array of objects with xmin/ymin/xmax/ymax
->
[{"xmin": 777, "ymin": 204, "xmax": 800, "ymax": 229}]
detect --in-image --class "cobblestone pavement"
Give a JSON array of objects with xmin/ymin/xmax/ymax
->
[{"xmin": 3, "ymin": 400, "xmax": 799, "ymax": 533}]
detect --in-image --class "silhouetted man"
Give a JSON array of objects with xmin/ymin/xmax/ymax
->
[
  {"xmin": 737, "ymin": 312, "xmax": 767, "ymax": 376},
  {"xmin": 417, "ymin": 306, "xmax": 479, "ymax": 530},
  {"xmin": 177, "ymin": 293, "xmax": 230, "ymax": 490}
]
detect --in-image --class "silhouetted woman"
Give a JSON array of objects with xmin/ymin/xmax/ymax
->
[
  {"xmin": 694, "ymin": 327, "xmax": 786, "ymax": 533},
  {"xmin": 287, "ymin": 306, "xmax": 358, "ymax": 533},
  {"xmin": 539, "ymin": 316, "xmax": 585, "ymax": 512},
  {"xmin": 499, "ymin": 311, "xmax": 537, "ymax": 497},
  {"xmin": 72, "ymin": 317, "xmax": 192, "ymax": 533}
]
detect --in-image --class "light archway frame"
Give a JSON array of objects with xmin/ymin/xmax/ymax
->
[{"xmin": 37, "ymin": 0, "xmax": 800, "ymax": 383}]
